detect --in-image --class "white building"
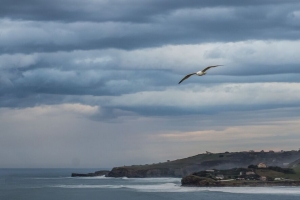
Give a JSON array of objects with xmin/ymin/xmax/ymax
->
[
  {"xmin": 274, "ymin": 178, "xmax": 283, "ymax": 181},
  {"xmin": 260, "ymin": 176, "xmax": 267, "ymax": 181},
  {"xmin": 215, "ymin": 175, "xmax": 224, "ymax": 180},
  {"xmin": 257, "ymin": 163, "xmax": 267, "ymax": 168},
  {"xmin": 246, "ymin": 171, "xmax": 255, "ymax": 175}
]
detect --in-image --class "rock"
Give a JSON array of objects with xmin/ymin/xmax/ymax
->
[
  {"xmin": 181, "ymin": 175, "xmax": 300, "ymax": 187},
  {"xmin": 107, "ymin": 167, "xmax": 144, "ymax": 178},
  {"xmin": 71, "ymin": 170, "xmax": 110, "ymax": 177},
  {"xmin": 107, "ymin": 167, "xmax": 183, "ymax": 178},
  {"xmin": 181, "ymin": 175, "xmax": 222, "ymax": 187}
]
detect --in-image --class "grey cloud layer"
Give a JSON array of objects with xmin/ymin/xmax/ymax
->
[
  {"xmin": 2, "ymin": 0, "xmax": 299, "ymax": 22},
  {"xmin": 1, "ymin": 1, "xmax": 300, "ymax": 53},
  {"xmin": 1, "ymin": 0, "xmax": 300, "ymax": 119}
]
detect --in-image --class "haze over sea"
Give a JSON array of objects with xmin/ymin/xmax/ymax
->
[{"xmin": 1, "ymin": 168, "xmax": 300, "ymax": 200}]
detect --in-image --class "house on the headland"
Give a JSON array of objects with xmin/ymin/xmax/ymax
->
[
  {"xmin": 215, "ymin": 174, "xmax": 224, "ymax": 180},
  {"xmin": 274, "ymin": 178, "xmax": 283, "ymax": 181},
  {"xmin": 206, "ymin": 169, "xmax": 215, "ymax": 172},
  {"xmin": 257, "ymin": 162, "xmax": 267, "ymax": 168},
  {"xmin": 283, "ymin": 163, "xmax": 289, "ymax": 166},
  {"xmin": 260, "ymin": 176, "xmax": 267, "ymax": 181},
  {"xmin": 246, "ymin": 171, "xmax": 256, "ymax": 175}
]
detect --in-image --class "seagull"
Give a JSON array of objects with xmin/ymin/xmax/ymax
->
[{"xmin": 178, "ymin": 65, "xmax": 223, "ymax": 84}]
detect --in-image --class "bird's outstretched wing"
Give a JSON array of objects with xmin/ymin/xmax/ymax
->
[
  {"xmin": 202, "ymin": 65, "xmax": 223, "ymax": 72},
  {"xmin": 178, "ymin": 73, "xmax": 196, "ymax": 84}
]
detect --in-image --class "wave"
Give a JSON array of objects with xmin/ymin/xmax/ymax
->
[
  {"xmin": 30, "ymin": 175, "xmax": 113, "ymax": 180},
  {"xmin": 29, "ymin": 177, "xmax": 73, "ymax": 180},
  {"xmin": 50, "ymin": 183, "xmax": 180, "ymax": 191},
  {"xmin": 73, "ymin": 176, "xmax": 180, "ymax": 182},
  {"xmin": 71, "ymin": 175, "xmax": 113, "ymax": 179},
  {"xmin": 39, "ymin": 176, "xmax": 300, "ymax": 195},
  {"xmin": 197, "ymin": 187, "xmax": 300, "ymax": 195},
  {"xmin": 51, "ymin": 184, "xmax": 122, "ymax": 189},
  {"xmin": 49, "ymin": 183, "xmax": 300, "ymax": 194},
  {"xmin": 121, "ymin": 177, "xmax": 181, "ymax": 183}
]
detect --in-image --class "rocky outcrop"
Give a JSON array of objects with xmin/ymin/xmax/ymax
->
[
  {"xmin": 71, "ymin": 170, "xmax": 110, "ymax": 177},
  {"xmin": 181, "ymin": 175, "xmax": 300, "ymax": 187},
  {"xmin": 181, "ymin": 175, "xmax": 221, "ymax": 187},
  {"xmin": 107, "ymin": 167, "xmax": 183, "ymax": 178}
]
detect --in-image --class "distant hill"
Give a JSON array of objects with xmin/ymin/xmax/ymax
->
[{"xmin": 107, "ymin": 150, "xmax": 300, "ymax": 178}]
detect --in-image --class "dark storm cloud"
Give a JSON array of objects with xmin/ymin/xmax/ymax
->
[
  {"xmin": 1, "ymin": 44, "xmax": 300, "ymax": 111},
  {"xmin": 1, "ymin": 1, "xmax": 300, "ymax": 54},
  {"xmin": 0, "ymin": 66, "xmax": 175, "ymax": 109},
  {"xmin": 219, "ymin": 64, "xmax": 300, "ymax": 76},
  {"xmin": 1, "ymin": 0, "xmax": 299, "ymax": 22}
]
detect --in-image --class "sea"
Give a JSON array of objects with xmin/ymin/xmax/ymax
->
[{"xmin": 1, "ymin": 168, "xmax": 300, "ymax": 200}]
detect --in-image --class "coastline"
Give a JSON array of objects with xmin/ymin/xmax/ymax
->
[{"xmin": 181, "ymin": 175, "xmax": 300, "ymax": 187}]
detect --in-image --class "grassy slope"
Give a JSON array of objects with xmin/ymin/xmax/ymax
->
[
  {"xmin": 126, "ymin": 154, "xmax": 202, "ymax": 169},
  {"xmin": 255, "ymin": 169, "xmax": 300, "ymax": 180},
  {"xmin": 122, "ymin": 151, "xmax": 300, "ymax": 171},
  {"xmin": 255, "ymin": 169, "xmax": 285, "ymax": 178},
  {"xmin": 294, "ymin": 165, "xmax": 300, "ymax": 173},
  {"xmin": 125, "ymin": 153, "xmax": 227, "ymax": 169}
]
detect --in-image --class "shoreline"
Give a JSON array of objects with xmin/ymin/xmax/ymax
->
[{"xmin": 181, "ymin": 176, "xmax": 300, "ymax": 187}]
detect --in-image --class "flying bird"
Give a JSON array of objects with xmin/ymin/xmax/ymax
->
[{"xmin": 178, "ymin": 65, "xmax": 223, "ymax": 84}]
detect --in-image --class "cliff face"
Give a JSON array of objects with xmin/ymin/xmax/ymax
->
[
  {"xmin": 107, "ymin": 150, "xmax": 300, "ymax": 178},
  {"xmin": 107, "ymin": 167, "xmax": 184, "ymax": 178}
]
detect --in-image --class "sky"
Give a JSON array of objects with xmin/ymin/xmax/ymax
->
[{"xmin": 1, "ymin": 0, "xmax": 300, "ymax": 168}]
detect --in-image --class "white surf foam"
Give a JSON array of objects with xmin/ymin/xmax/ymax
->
[
  {"xmin": 50, "ymin": 183, "xmax": 181, "ymax": 191},
  {"xmin": 196, "ymin": 187, "xmax": 300, "ymax": 195},
  {"xmin": 122, "ymin": 177, "xmax": 181, "ymax": 183},
  {"xmin": 51, "ymin": 184, "xmax": 122, "ymax": 189},
  {"xmin": 45, "ymin": 176, "xmax": 300, "ymax": 195},
  {"xmin": 30, "ymin": 177, "xmax": 72, "ymax": 180},
  {"xmin": 31, "ymin": 175, "xmax": 111, "ymax": 180},
  {"xmin": 72, "ymin": 175, "xmax": 113, "ymax": 179},
  {"xmin": 50, "ymin": 183, "xmax": 300, "ymax": 194}
]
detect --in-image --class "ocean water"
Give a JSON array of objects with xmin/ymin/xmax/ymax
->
[{"xmin": 1, "ymin": 169, "xmax": 300, "ymax": 200}]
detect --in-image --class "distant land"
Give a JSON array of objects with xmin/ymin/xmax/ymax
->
[{"xmin": 72, "ymin": 149, "xmax": 300, "ymax": 178}]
